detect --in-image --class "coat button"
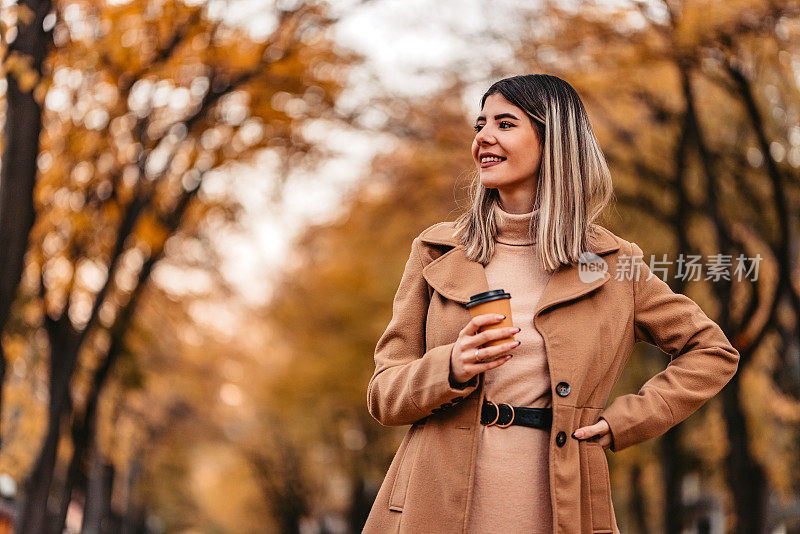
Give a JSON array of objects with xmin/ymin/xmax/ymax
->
[
  {"xmin": 556, "ymin": 431, "xmax": 567, "ymax": 447},
  {"xmin": 556, "ymin": 382, "xmax": 571, "ymax": 397}
]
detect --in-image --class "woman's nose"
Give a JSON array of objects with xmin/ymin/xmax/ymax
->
[{"xmin": 475, "ymin": 129, "xmax": 496, "ymax": 145}]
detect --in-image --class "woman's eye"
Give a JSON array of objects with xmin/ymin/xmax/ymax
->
[{"xmin": 473, "ymin": 121, "xmax": 514, "ymax": 133}]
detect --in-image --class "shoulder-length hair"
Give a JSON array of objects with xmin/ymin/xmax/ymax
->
[{"xmin": 454, "ymin": 74, "xmax": 613, "ymax": 273}]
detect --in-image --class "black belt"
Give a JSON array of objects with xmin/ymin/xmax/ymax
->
[{"xmin": 480, "ymin": 400, "xmax": 552, "ymax": 430}]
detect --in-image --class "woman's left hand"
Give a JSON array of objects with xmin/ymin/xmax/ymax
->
[{"xmin": 571, "ymin": 418, "xmax": 614, "ymax": 450}]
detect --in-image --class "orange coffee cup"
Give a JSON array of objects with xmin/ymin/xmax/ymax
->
[{"xmin": 466, "ymin": 290, "xmax": 516, "ymax": 352}]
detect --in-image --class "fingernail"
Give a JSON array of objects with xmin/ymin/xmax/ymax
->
[
  {"xmin": 497, "ymin": 314, "xmax": 506, "ymax": 320},
  {"xmin": 572, "ymin": 431, "xmax": 582, "ymax": 439},
  {"xmin": 514, "ymin": 327, "xmax": 521, "ymax": 333},
  {"xmin": 516, "ymin": 341, "xmax": 521, "ymax": 346}
]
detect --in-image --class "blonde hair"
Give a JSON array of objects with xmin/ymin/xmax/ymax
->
[{"xmin": 455, "ymin": 74, "xmax": 613, "ymax": 273}]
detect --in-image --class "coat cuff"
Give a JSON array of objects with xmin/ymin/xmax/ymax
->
[
  {"xmin": 412, "ymin": 342, "xmax": 479, "ymax": 413},
  {"xmin": 598, "ymin": 391, "xmax": 674, "ymax": 452}
]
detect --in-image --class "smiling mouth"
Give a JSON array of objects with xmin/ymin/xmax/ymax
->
[{"xmin": 480, "ymin": 156, "xmax": 506, "ymax": 168}]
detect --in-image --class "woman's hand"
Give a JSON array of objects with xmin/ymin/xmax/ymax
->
[
  {"xmin": 572, "ymin": 418, "xmax": 614, "ymax": 450},
  {"xmin": 449, "ymin": 313, "xmax": 521, "ymax": 385}
]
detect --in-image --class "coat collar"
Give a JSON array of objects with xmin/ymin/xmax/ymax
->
[{"xmin": 419, "ymin": 222, "xmax": 622, "ymax": 317}]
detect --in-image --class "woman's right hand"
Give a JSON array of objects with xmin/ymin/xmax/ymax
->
[{"xmin": 449, "ymin": 314, "xmax": 521, "ymax": 385}]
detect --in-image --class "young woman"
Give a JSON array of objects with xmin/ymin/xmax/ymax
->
[{"xmin": 363, "ymin": 74, "xmax": 739, "ymax": 534}]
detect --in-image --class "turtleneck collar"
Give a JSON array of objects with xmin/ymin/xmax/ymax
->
[{"xmin": 494, "ymin": 204, "xmax": 538, "ymax": 246}]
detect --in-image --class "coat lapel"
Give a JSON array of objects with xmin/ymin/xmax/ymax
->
[
  {"xmin": 420, "ymin": 222, "xmax": 621, "ymax": 316},
  {"xmin": 421, "ymin": 247, "xmax": 490, "ymax": 304}
]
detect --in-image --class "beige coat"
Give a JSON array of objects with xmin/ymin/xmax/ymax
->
[{"xmin": 364, "ymin": 222, "xmax": 739, "ymax": 534}]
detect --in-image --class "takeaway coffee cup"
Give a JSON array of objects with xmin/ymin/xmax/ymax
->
[{"xmin": 466, "ymin": 289, "xmax": 516, "ymax": 350}]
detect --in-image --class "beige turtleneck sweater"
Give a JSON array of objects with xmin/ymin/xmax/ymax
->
[{"xmin": 466, "ymin": 205, "xmax": 555, "ymax": 534}]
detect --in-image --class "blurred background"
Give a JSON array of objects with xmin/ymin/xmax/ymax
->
[{"xmin": 0, "ymin": 0, "xmax": 797, "ymax": 532}]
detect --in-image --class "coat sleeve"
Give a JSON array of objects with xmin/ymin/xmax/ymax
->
[
  {"xmin": 367, "ymin": 237, "xmax": 479, "ymax": 426},
  {"xmin": 599, "ymin": 241, "xmax": 740, "ymax": 452}
]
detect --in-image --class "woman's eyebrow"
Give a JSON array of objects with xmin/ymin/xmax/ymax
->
[{"xmin": 474, "ymin": 112, "xmax": 520, "ymax": 123}]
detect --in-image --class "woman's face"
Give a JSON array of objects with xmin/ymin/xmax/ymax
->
[{"xmin": 471, "ymin": 93, "xmax": 542, "ymax": 192}]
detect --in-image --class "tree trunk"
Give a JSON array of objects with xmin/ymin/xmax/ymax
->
[
  {"xmin": 51, "ymin": 334, "xmax": 125, "ymax": 534},
  {"xmin": 0, "ymin": 0, "xmax": 52, "ymax": 447},
  {"xmin": 347, "ymin": 474, "xmax": 372, "ymax": 533},
  {"xmin": 120, "ymin": 457, "xmax": 143, "ymax": 534},
  {"xmin": 660, "ymin": 426, "xmax": 683, "ymax": 534},
  {"xmin": 629, "ymin": 464, "xmax": 648, "ymax": 533},
  {"xmin": 50, "ymin": 406, "xmax": 94, "ymax": 534},
  {"xmin": 14, "ymin": 419, "xmax": 59, "ymax": 534},
  {"xmin": 720, "ymin": 373, "xmax": 768, "ymax": 534},
  {"xmin": 80, "ymin": 446, "xmax": 115, "ymax": 534},
  {"xmin": 16, "ymin": 332, "xmax": 80, "ymax": 534}
]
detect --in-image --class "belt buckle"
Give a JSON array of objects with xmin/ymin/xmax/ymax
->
[
  {"xmin": 484, "ymin": 400, "xmax": 500, "ymax": 426},
  {"xmin": 496, "ymin": 403, "xmax": 515, "ymax": 428}
]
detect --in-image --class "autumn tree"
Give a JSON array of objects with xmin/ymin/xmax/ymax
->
[
  {"xmin": 509, "ymin": 1, "xmax": 800, "ymax": 532},
  {"xmin": 0, "ymin": 1, "xmax": 360, "ymax": 532}
]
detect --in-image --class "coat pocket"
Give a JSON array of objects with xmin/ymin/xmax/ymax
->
[
  {"xmin": 388, "ymin": 423, "xmax": 424, "ymax": 512},
  {"xmin": 586, "ymin": 442, "xmax": 614, "ymax": 533}
]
